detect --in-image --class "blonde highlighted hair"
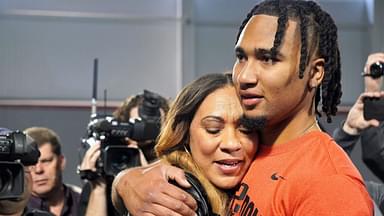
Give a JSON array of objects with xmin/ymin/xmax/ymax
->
[{"xmin": 155, "ymin": 73, "xmax": 234, "ymax": 215}]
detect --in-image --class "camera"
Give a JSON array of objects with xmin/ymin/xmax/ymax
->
[
  {"xmin": 363, "ymin": 96, "xmax": 384, "ymax": 121},
  {"xmin": 79, "ymin": 90, "xmax": 162, "ymax": 177},
  {"xmin": 369, "ymin": 62, "xmax": 384, "ymax": 79},
  {"xmin": 0, "ymin": 130, "xmax": 40, "ymax": 199}
]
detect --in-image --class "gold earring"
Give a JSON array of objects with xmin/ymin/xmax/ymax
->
[{"xmin": 184, "ymin": 145, "xmax": 191, "ymax": 156}]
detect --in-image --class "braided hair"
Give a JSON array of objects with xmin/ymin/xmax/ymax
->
[{"xmin": 236, "ymin": 0, "xmax": 342, "ymax": 122}]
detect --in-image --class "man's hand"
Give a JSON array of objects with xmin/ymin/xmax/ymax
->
[
  {"xmin": 112, "ymin": 161, "xmax": 197, "ymax": 216},
  {"xmin": 363, "ymin": 52, "xmax": 384, "ymax": 92},
  {"xmin": 343, "ymin": 91, "xmax": 384, "ymax": 135},
  {"xmin": 80, "ymin": 141, "xmax": 101, "ymax": 172}
]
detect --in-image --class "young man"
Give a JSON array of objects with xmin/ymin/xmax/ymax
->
[
  {"xmin": 112, "ymin": 0, "xmax": 373, "ymax": 215},
  {"xmin": 25, "ymin": 127, "xmax": 80, "ymax": 216}
]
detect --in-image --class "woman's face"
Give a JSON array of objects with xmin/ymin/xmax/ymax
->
[{"xmin": 189, "ymin": 86, "xmax": 258, "ymax": 189}]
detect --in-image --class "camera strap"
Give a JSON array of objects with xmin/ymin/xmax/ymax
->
[{"xmin": 78, "ymin": 169, "xmax": 101, "ymax": 181}]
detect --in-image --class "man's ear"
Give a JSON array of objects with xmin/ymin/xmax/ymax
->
[
  {"xmin": 308, "ymin": 58, "xmax": 325, "ymax": 89},
  {"xmin": 59, "ymin": 155, "xmax": 66, "ymax": 171}
]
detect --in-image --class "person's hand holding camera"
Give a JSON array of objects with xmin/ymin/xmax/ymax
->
[
  {"xmin": 79, "ymin": 141, "xmax": 108, "ymax": 216},
  {"xmin": 80, "ymin": 141, "xmax": 106, "ymax": 185},
  {"xmin": 343, "ymin": 91, "xmax": 384, "ymax": 135},
  {"xmin": 363, "ymin": 52, "xmax": 384, "ymax": 92},
  {"xmin": 80, "ymin": 141, "xmax": 101, "ymax": 172},
  {"xmin": 345, "ymin": 52, "xmax": 384, "ymax": 135}
]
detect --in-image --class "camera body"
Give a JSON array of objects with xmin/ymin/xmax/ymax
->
[
  {"xmin": 82, "ymin": 116, "xmax": 143, "ymax": 177},
  {"xmin": 369, "ymin": 62, "xmax": 384, "ymax": 79},
  {"xmin": 0, "ymin": 130, "xmax": 39, "ymax": 199},
  {"xmin": 80, "ymin": 90, "xmax": 163, "ymax": 177},
  {"xmin": 363, "ymin": 97, "xmax": 384, "ymax": 122}
]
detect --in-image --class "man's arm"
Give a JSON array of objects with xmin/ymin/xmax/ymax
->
[
  {"xmin": 111, "ymin": 160, "xmax": 197, "ymax": 216},
  {"xmin": 333, "ymin": 92, "xmax": 382, "ymax": 154},
  {"xmin": 366, "ymin": 180, "xmax": 384, "ymax": 214},
  {"xmin": 84, "ymin": 180, "xmax": 108, "ymax": 216},
  {"xmin": 361, "ymin": 122, "xmax": 384, "ymax": 182},
  {"xmin": 332, "ymin": 123, "xmax": 360, "ymax": 155},
  {"xmin": 78, "ymin": 142, "xmax": 108, "ymax": 216}
]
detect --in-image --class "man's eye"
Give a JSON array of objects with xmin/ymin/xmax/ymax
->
[
  {"xmin": 236, "ymin": 53, "xmax": 247, "ymax": 62},
  {"xmin": 41, "ymin": 158, "xmax": 53, "ymax": 163},
  {"xmin": 260, "ymin": 55, "xmax": 278, "ymax": 64},
  {"xmin": 261, "ymin": 56, "xmax": 272, "ymax": 63}
]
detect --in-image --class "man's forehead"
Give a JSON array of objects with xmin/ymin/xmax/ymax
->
[
  {"xmin": 39, "ymin": 142, "xmax": 55, "ymax": 154},
  {"xmin": 236, "ymin": 14, "xmax": 299, "ymax": 51}
]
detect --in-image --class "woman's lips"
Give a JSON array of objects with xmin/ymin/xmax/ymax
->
[{"xmin": 215, "ymin": 160, "xmax": 243, "ymax": 174}]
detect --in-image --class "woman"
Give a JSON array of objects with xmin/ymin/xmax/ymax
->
[
  {"xmin": 154, "ymin": 73, "xmax": 260, "ymax": 215},
  {"xmin": 113, "ymin": 73, "xmax": 259, "ymax": 215}
]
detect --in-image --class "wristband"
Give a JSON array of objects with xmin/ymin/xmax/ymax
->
[{"xmin": 77, "ymin": 167, "xmax": 101, "ymax": 181}]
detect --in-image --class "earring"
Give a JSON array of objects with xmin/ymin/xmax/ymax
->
[
  {"xmin": 309, "ymin": 82, "xmax": 317, "ymax": 89},
  {"xmin": 184, "ymin": 145, "xmax": 191, "ymax": 156}
]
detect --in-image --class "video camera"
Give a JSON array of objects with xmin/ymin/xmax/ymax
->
[
  {"xmin": 80, "ymin": 90, "xmax": 163, "ymax": 177},
  {"xmin": 0, "ymin": 129, "xmax": 40, "ymax": 199}
]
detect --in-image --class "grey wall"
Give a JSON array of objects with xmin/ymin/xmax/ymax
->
[
  {"xmin": 1, "ymin": 0, "xmax": 383, "ymax": 186},
  {"xmin": 193, "ymin": 0, "xmax": 374, "ymax": 104},
  {"xmin": 0, "ymin": 106, "xmax": 92, "ymax": 186},
  {"xmin": 0, "ymin": 0, "xmax": 185, "ymax": 100}
]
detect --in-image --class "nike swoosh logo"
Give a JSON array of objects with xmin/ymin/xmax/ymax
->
[{"xmin": 271, "ymin": 172, "xmax": 285, "ymax": 181}]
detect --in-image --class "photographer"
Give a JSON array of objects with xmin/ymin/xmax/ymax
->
[
  {"xmin": 333, "ymin": 52, "xmax": 384, "ymax": 171},
  {"xmin": 333, "ymin": 52, "xmax": 384, "ymax": 214},
  {"xmin": 25, "ymin": 127, "xmax": 81, "ymax": 216},
  {"xmin": 0, "ymin": 127, "xmax": 53, "ymax": 216},
  {"xmin": 112, "ymin": 91, "xmax": 170, "ymax": 163},
  {"xmin": 78, "ymin": 90, "xmax": 169, "ymax": 216}
]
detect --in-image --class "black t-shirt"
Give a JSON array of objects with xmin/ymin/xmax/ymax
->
[{"xmin": 23, "ymin": 207, "xmax": 54, "ymax": 216}]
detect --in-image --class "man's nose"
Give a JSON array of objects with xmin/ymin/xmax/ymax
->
[
  {"xmin": 33, "ymin": 162, "xmax": 44, "ymax": 173},
  {"xmin": 237, "ymin": 61, "xmax": 258, "ymax": 89}
]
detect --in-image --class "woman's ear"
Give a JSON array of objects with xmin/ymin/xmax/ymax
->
[{"xmin": 308, "ymin": 58, "xmax": 325, "ymax": 89}]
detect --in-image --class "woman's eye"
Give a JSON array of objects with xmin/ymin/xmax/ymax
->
[
  {"xmin": 239, "ymin": 125, "xmax": 254, "ymax": 135},
  {"xmin": 206, "ymin": 128, "xmax": 220, "ymax": 134}
]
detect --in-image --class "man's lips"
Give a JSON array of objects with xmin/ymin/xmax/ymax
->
[
  {"xmin": 34, "ymin": 179, "xmax": 48, "ymax": 185},
  {"xmin": 240, "ymin": 94, "xmax": 263, "ymax": 107}
]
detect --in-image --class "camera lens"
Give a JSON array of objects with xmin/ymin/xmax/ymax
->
[
  {"xmin": 0, "ymin": 169, "xmax": 14, "ymax": 194},
  {"xmin": 369, "ymin": 62, "xmax": 384, "ymax": 79}
]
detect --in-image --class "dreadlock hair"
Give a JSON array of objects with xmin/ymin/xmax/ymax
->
[{"xmin": 235, "ymin": 0, "xmax": 342, "ymax": 123}]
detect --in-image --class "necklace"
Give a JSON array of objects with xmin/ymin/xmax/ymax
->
[{"xmin": 300, "ymin": 120, "xmax": 318, "ymax": 136}]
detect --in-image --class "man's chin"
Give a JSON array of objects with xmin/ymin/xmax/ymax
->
[
  {"xmin": 32, "ymin": 188, "xmax": 51, "ymax": 198},
  {"xmin": 240, "ymin": 115, "xmax": 267, "ymax": 130}
]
